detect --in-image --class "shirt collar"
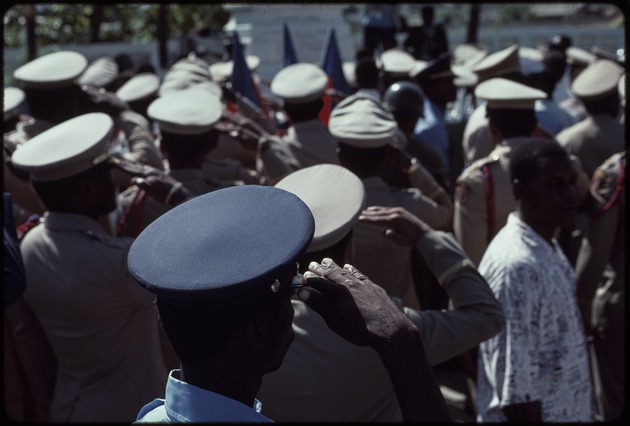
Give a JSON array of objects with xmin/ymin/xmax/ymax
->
[{"xmin": 163, "ymin": 369, "xmax": 272, "ymax": 422}]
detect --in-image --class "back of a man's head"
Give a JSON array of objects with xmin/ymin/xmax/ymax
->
[
  {"xmin": 355, "ymin": 58, "xmax": 380, "ymax": 90},
  {"xmin": 509, "ymin": 138, "xmax": 569, "ymax": 185}
]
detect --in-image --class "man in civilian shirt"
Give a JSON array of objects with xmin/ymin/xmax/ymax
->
[{"xmin": 476, "ymin": 138, "xmax": 594, "ymax": 422}]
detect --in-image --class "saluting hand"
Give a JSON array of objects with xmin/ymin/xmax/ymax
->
[{"xmin": 358, "ymin": 206, "xmax": 432, "ymax": 247}]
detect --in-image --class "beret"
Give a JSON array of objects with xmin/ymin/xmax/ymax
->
[
  {"xmin": 329, "ymin": 94, "xmax": 397, "ymax": 148},
  {"xmin": 11, "ymin": 112, "xmax": 113, "ymax": 182},
  {"xmin": 14, "ymin": 51, "xmax": 88, "ymax": 89},
  {"xmin": 571, "ymin": 59, "xmax": 624, "ymax": 101},
  {"xmin": 128, "ymin": 185, "xmax": 315, "ymax": 305},
  {"xmin": 78, "ymin": 56, "xmax": 119, "ymax": 88},
  {"xmin": 275, "ymin": 164, "xmax": 366, "ymax": 253},
  {"xmin": 271, "ymin": 63, "xmax": 328, "ymax": 103},
  {"xmin": 475, "ymin": 77, "xmax": 546, "ymax": 109},
  {"xmin": 4, "ymin": 87, "xmax": 25, "ymax": 121},
  {"xmin": 472, "ymin": 44, "xmax": 521, "ymax": 83},
  {"xmin": 148, "ymin": 88, "xmax": 223, "ymax": 135},
  {"xmin": 115, "ymin": 72, "xmax": 160, "ymax": 103}
]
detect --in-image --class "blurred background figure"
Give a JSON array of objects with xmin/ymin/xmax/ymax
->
[{"xmin": 403, "ymin": 5, "xmax": 449, "ymax": 61}]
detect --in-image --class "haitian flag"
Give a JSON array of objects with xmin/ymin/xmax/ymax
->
[
  {"xmin": 318, "ymin": 27, "xmax": 351, "ymax": 126},
  {"xmin": 230, "ymin": 31, "xmax": 269, "ymax": 117},
  {"xmin": 283, "ymin": 23, "xmax": 299, "ymax": 67}
]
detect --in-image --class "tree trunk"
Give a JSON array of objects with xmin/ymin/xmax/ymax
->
[
  {"xmin": 466, "ymin": 4, "xmax": 480, "ymax": 44},
  {"xmin": 90, "ymin": 5, "xmax": 103, "ymax": 42},
  {"xmin": 157, "ymin": 4, "xmax": 169, "ymax": 69},
  {"xmin": 25, "ymin": 5, "xmax": 37, "ymax": 61}
]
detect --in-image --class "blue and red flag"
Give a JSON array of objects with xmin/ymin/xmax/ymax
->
[
  {"xmin": 230, "ymin": 32, "xmax": 269, "ymax": 117},
  {"xmin": 283, "ymin": 23, "xmax": 299, "ymax": 67},
  {"xmin": 318, "ymin": 27, "xmax": 351, "ymax": 127}
]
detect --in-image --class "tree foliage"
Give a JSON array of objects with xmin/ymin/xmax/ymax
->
[{"xmin": 3, "ymin": 3, "xmax": 230, "ymax": 48}]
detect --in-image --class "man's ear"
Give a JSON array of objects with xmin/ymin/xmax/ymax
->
[{"xmin": 245, "ymin": 311, "xmax": 266, "ymax": 350}]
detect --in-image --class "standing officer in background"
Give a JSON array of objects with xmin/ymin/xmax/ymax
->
[
  {"xmin": 454, "ymin": 78, "xmax": 547, "ymax": 266},
  {"xmin": 575, "ymin": 151, "xmax": 625, "ymax": 421},
  {"xmin": 329, "ymin": 94, "xmax": 452, "ymax": 310},
  {"xmin": 130, "ymin": 185, "xmax": 451, "ymax": 422},
  {"xmin": 403, "ymin": 5, "xmax": 449, "ymax": 61},
  {"xmin": 117, "ymin": 87, "xmax": 228, "ymax": 237},
  {"xmin": 265, "ymin": 63, "xmax": 340, "ymax": 179},
  {"xmin": 10, "ymin": 113, "xmax": 177, "ymax": 423},
  {"xmin": 556, "ymin": 59, "xmax": 625, "ymax": 178},
  {"xmin": 381, "ymin": 80, "xmax": 449, "ymax": 191}
]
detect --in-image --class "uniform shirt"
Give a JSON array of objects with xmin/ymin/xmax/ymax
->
[
  {"xmin": 260, "ymin": 119, "xmax": 339, "ymax": 182},
  {"xmin": 461, "ymin": 103, "xmax": 494, "ymax": 165},
  {"xmin": 348, "ymin": 175, "xmax": 452, "ymax": 309},
  {"xmin": 414, "ymin": 96, "xmax": 450, "ymax": 172},
  {"xmin": 258, "ymin": 231, "xmax": 505, "ymax": 422},
  {"xmin": 453, "ymin": 138, "xmax": 526, "ymax": 266},
  {"xmin": 117, "ymin": 167, "xmax": 226, "ymax": 238},
  {"xmin": 556, "ymin": 113, "xmax": 625, "ymax": 178},
  {"xmin": 535, "ymin": 98, "xmax": 576, "ymax": 135},
  {"xmin": 202, "ymin": 156, "xmax": 260, "ymax": 185},
  {"xmin": 476, "ymin": 213, "xmax": 594, "ymax": 422},
  {"xmin": 135, "ymin": 369, "xmax": 272, "ymax": 423},
  {"xmin": 20, "ymin": 213, "xmax": 167, "ymax": 422}
]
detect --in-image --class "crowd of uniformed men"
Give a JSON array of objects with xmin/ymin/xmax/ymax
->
[{"xmin": 3, "ymin": 6, "xmax": 626, "ymax": 423}]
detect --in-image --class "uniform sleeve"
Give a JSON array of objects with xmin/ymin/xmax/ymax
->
[
  {"xmin": 117, "ymin": 110, "xmax": 164, "ymax": 170},
  {"xmin": 391, "ymin": 188, "xmax": 452, "ymax": 231},
  {"xmin": 453, "ymin": 171, "xmax": 489, "ymax": 267},
  {"xmin": 403, "ymin": 231, "xmax": 505, "ymax": 366},
  {"xmin": 258, "ymin": 136, "xmax": 300, "ymax": 184},
  {"xmin": 496, "ymin": 262, "xmax": 543, "ymax": 406}
]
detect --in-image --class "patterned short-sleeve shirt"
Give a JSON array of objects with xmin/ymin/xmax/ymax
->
[{"xmin": 476, "ymin": 213, "xmax": 594, "ymax": 422}]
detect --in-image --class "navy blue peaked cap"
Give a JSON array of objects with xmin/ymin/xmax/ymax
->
[{"xmin": 128, "ymin": 185, "xmax": 315, "ymax": 305}]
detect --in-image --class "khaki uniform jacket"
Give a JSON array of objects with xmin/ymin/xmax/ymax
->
[
  {"xmin": 260, "ymin": 119, "xmax": 339, "ymax": 182},
  {"xmin": 117, "ymin": 168, "xmax": 225, "ymax": 238},
  {"xmin": 453, "ymin": 139, "xmax": 524, "ymax": 266},
  {"xmin": 462, "ymin": 104, "xmax": 494, "ymax": 165},
  {"xmin": 556, "ymin": 113, "xmax": 625, "ymax": 178},
  {"xmin": 257, "ymin": 231, "xmax": 505, "ymax": 422},
  {"xmin": 20, "ymin": 213, "xmax": 167, "ymax": 422},
  {"xmin": 348, "ymin": 175, "xmax": 452, "ymax": 309}
]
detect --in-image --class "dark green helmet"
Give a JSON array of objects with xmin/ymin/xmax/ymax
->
[{"xmin": 382, "ymin": 81, "xmax": 424, "ymax": 116}]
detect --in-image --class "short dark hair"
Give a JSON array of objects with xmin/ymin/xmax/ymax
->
[
  {"xmin": 32, "ymin": 161, "xmax": 112, "ymax": 212},
  {"xmin": 355, "ymin": 58, "xmax": 380, "ymax": 90},
  {"xmin": 160, "ymin": 129, "xmax": 218, "ymax": 164},
  {"xmin": 283, "ymin": 99, "xmax": 323, "ymax": 123},
  {"xmin": 155, "ymin": 290, "xmax": 284, "ymax": 364},
  {"xmin": 509, "ymin": 138, "xmax": 569, "ymax": 184},
  {"xmin": 337, "ymin": 142, "xmax": 388, "ymax": 177},
  {"xmin": 487, "ymin": 108, "xmax": 537, "ymax": 138}
]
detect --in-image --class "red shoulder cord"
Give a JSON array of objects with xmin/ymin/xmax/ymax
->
[
  {"xmin": 481, "ymin": 165, "xmax": 495, "ymax": 244},
  {"xmin": 601, "ymin": 157, "xmax": 625, "ymax": 212},
  {"xmin": 116, "ymin": 189, "xmax": 146, "ymax": 237}
]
